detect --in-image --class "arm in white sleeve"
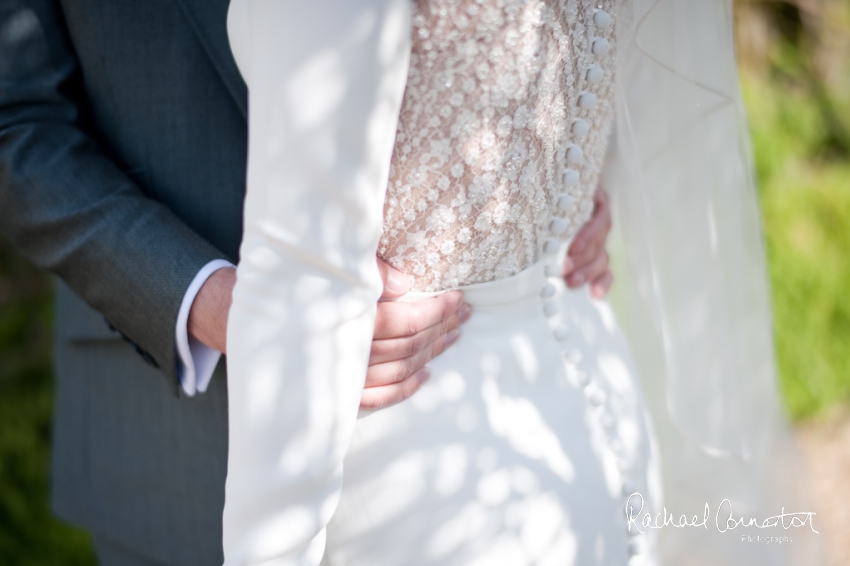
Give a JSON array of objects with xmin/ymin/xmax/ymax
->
[
  {"xmin": 222, "ymin": 1, "xmax": 412, "ymax": 565},
  {"xmin": 175, "ymin": 259, "xmax": 235, "ymax": 396}
]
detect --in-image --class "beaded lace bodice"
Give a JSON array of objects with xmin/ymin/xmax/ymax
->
[{"xmin": 379, "ymin": 0, "xmax": 618, "ymax": 292}]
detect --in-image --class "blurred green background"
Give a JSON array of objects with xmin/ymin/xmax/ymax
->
[
  {"xmin": 737, "ymin": 0, "xmax": 850, "ymax": 420},
  {"xmin": 1, "ymin": 0, "xmax": 848, "ymax": 562}
]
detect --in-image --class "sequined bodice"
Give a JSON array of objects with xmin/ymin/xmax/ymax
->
[{"xmin": 378, "ymin": 0, "xmax": 617, "ymax": 292}]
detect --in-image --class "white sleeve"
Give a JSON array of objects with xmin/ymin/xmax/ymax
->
[
  {"xmin": 175, "ymin": 259, "xmax": 235, "ymax": 396},
  {"xmin": 222, "ymin": 1, "xmax": 412, "ymax": 565}
]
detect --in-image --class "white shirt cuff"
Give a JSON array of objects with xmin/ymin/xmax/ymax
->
[{"xmin": 175, "ymin": 259, "xmax": 235, "ymax": 396}]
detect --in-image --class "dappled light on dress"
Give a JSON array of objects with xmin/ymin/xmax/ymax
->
[{"xmin": 324, "ymin": 262, "xmax": 661, "ymax": 564}]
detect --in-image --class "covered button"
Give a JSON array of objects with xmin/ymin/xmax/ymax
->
[
  {"xmin": 543, "ymin": 238, "xmax": 561, "ymax": 254},
  {"xmin": 549, "ymin": 217, "xmax": 568, "ymax": 234},
  {"xmin": 571, "ymin": 118, "xmax": 590, "ymax": 136},
  {"xmin": 587, "ymin": 388, "xmax": 606, "ymax": 406},
  {"xmin": 591, "ymin": 38, "xmax": 610, "ymax": 56},
  {"xmin": 585, "ymin": 65, "xmax": 604, "ymax": 84},
  {"xmin": 561, "ymin": 169, "xmax": 580, "ymax": 187},
  {"xmin": 553, "ymin": 326, "xmax": 569, "ymax": 340},
  {"xmin": 541, "ymin": 282, "xmax": 556, "ymax": 298},
  {"xmin": 593, "ymin": 9, "xmax": 612, "ymax": 28},
  {"xmin": 543, "ymin": 300, "xmax": 558, "ymax": 317},
  {"xmin": 544, "ymin": 263, "xmax": 562, "ymax": 277},
  {"xmin": 566, "ymin": 145, "xmax": 584, "ymax": 162},
  {"xmin": 578, "ymin": 92, "xmax": 597, "ymax": 109},
  {"xmin": 556, "ymin": 193, "xmax": 575, "ymax": 211},
  {"xmin": 565, "ymin": 348, "xmax": 582, "ymax": 363},
  {"xmin": 575, "ymin": 371, "xmax": 590, "ymax": 387}
]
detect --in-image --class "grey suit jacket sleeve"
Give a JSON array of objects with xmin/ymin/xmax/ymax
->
[{"xmin": 0, "ymin": 0, "xmax": 229, "ymax": 383}]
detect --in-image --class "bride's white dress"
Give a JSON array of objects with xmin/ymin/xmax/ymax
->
[{"xmin": 225, "ymin": 0, "xmax": 661, "ymax": 565}]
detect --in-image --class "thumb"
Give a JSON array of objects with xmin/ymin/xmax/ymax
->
[{"xmin": 376, "ymin": 256, "xmax": 410, "ymax": 299}]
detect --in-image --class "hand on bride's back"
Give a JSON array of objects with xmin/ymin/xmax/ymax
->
[
  {"xmin": 564, "ymin": 186, "xmax": 614, "ymax": 298},
  {"xmin": 363, "ymin": 259, "xmax": 471, "ymax": 410},
  {"xmin": 363, "ymin": 190, "xmax": 614, "ymax": 410}
]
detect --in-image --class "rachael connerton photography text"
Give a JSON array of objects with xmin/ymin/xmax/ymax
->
[{"xmin": 624, "ymin": 493, "xmax": 819, "ymax": 539}]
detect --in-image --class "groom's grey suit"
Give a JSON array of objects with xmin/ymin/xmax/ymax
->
[{"xmin": 0, "ymin": 0, "xmax": 247, "ymax": 563}]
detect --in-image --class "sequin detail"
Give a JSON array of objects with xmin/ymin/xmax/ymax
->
[{"xmin": 379, "ymin": 0, "xmax": 618, "ymax": 292}]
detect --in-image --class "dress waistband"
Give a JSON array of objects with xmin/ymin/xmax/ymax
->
[{"xmin": 392, "ymin": 260, "xmax": 550, "ymax": 307}]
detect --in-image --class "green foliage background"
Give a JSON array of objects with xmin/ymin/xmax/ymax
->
[
  {"xmin": 0, "ymin": 245, "xmax": 95, "ymax": 564},
  {"xmin": 0, "ymin": 0, "xmax": 847, "ymax": 561},
  {"xmin": 737, "ymin": 0, "xmax": 850, "ymax": 419}
]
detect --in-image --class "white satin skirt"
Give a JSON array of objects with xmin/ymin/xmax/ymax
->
[{"xmin": 321, "ymin": 260, "xmax": 664, "ymax": 566}]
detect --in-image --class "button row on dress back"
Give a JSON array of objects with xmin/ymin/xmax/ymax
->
[
  {"xmin": 538, "ymin": 2, "xmax": 646, "ymax": 562},
  {"xmin": 550, "ymin": 0, "xmax": 613, "ymax": 260}
]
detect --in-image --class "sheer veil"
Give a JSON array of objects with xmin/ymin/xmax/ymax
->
[{"xmin": 605, "ymin": 0, "xmax": 826, "ymax": 562}]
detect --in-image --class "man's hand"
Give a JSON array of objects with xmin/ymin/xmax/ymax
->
[
  {"xmin": 188, "ymin": 266, "xmax": 236, "ymax": 354},
  {"xmin": 187, "ymin": 258, "xmax": 471, "ymax": 410},
  {"xmin": 362, "ymin": 259, "xmax": 470, "ymax": 410},
  {"xmin": 564, "ymin": 185, "xmax": 614, "ymax": 298}
]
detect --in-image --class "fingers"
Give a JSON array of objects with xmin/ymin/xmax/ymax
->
[
  {"xmin": 594, "ymin": 184, "xmax": 610, "ymax": 207},
  {"xmin": 373, "ymin": 290, "xmax": 465, "ymax": 340},
  {"xmin": 567, "ymin": 188, "xmax": 611, "ymax": 264},
  {"xmin": 364, "ymin": 289, "xmax": 470, "ymax": 410},
  {"xmin": 591, "ymin": 270, "xmax": 614, "ymax": 298},
  {"xmin": 564, "ymin": 185, "xmax": 612, "ymax": 289},
  {"xmin": 370, "ymin": 304, "xmax": 469, "ymax": 365},
  {"xmin": 360, "ymin": 367, "xmax": 431, "ymax": 410},
  {"xmin": 565, "ymin": 237, "xmax": 602, "ymax": 279},
  {"xmin": 565, "ymin": 227, "xmax": 605, "ymax": 286},
  {"xmin": 567, "ymin": 249, "xmax": 609, "ymax": 289},
  {"xmin": 376, "ymin": 256, "xmax": 410, "ymax": 299},
  {"xmin": 365, "ymin": 323, "xmax": 460, "ymax": 388}
]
